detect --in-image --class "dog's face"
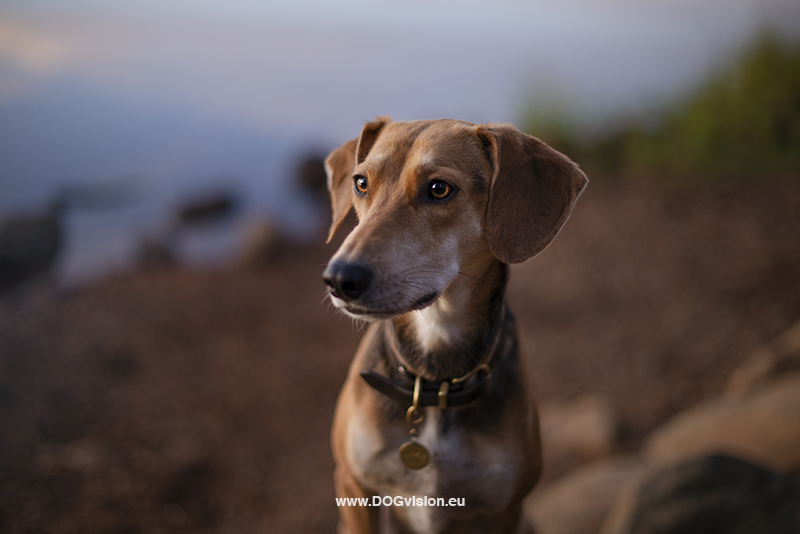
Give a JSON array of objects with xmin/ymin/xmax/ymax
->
[{"xmin": 323, "ymin": 118, "xmax": 587, "ymax": 319}]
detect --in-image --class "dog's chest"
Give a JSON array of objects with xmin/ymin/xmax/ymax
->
[{"xmin": 347, "ymin": 408, "xmax": 521, "ymax": 532}]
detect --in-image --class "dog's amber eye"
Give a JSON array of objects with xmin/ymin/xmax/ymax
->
[
  {"xmin": 428, "ymin": 180, "xmax": 453, "ymax": 200},
  {"xmin": 354, "ymin": 175, "xmax": 368, "ymax": 196}
]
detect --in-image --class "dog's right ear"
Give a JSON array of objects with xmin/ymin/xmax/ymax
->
[
  {"xmin": 325, "ymin": 138, "xmax": 358, "ymax": 243},
  {"xmin": 325, "ymin": 117, "xmax": 390, "ymax": 242}
]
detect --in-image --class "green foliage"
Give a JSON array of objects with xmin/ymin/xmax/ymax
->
[{"xmin": 524, "ymin": 34, "xmax": 800, "ymax": 181}]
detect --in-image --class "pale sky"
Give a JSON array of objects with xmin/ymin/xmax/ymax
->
[
  {"xmin": 3, "ymin": 0, "xmax": 796, "ymax": 140},
  {"xmin": 1, "ymin": 0, "xmax": 798, "ymax": 280}
]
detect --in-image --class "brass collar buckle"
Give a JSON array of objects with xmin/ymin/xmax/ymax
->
[
  {"xmin": 406, "ymin": 374, "xmax": 425, "ymax": 426},
  {"xmin": 436, "ymin": 363, "xmax": 492, "ymax": 410},
  {"xmin": 401, "ymin": 362, "xmax": 496, "ymax": 424}
]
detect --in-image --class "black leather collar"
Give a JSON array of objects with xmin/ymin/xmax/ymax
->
[
  {"xmin": 360, "ymin": 366, "xmax": 491, "ymax": 408},
  {"xmin": 360, "ymin": 301, "xmax": 506, "ymax": 409}
]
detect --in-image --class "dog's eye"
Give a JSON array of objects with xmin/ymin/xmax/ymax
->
[
  {"xmin": 354, "ymin": 175, "xmax": 368, "ymax": 196},
  {"xmin": 428, "ymin": 180, "xmax": 453, "ymax": 200}
]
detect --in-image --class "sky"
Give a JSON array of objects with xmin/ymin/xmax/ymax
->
[
  {"xmin": 1, "ymin": 0, "xmax": 798, "ymax": 281},
  {"xmin": 4, "ymin": 0, "xmax": 796, "ymax": 138}
]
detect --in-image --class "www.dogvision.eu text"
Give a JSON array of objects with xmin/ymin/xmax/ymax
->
[{"xmin": 336, "ymin": 496, "xmax": 466, "ymax": 507}]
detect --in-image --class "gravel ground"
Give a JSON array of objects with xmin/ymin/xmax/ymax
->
[{"xmin": 1, "ymin": 177, "xmax": 798, "ymax": 533}]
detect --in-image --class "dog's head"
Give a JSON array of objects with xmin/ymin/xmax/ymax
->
[{"xmin": 322, "ymin": 117, "xmax": 587, "ymax": 319}]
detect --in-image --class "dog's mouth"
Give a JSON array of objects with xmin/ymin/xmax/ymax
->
[
  {"xmin": 410, "ymin": 291, "xmax": 439, "ymax": 310},
  {"xmin": 332, "ymin": 291, "xmax": 440, "ymax": 319}
]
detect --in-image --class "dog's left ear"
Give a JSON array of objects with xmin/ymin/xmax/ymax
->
[{"xmin": 478, "ymin": 124, "xmax": 588, "ymax": 264}]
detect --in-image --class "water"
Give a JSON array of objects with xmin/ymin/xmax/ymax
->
[{"xmin": 1, "ymin": 0, "xmax": 797, "ymax": 285}]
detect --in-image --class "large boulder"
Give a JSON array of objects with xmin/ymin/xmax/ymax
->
[
  {"xmin": 525, "ymin": 456, "xmax": 646, "ymax": 534},
  {"xmin": 600, "ymin": 454, "xmax": 800, "ymax": 534},
  {"xmin": 644, "ymin": 375, "xmax": 800, "ymax": 473},
  {"xmin": 727, "ymin": 318, "xmax": 800, "ymax": 396},
  {"xmin": 538, "ymin": 394, "xmax": 619, "ymax": 463}
]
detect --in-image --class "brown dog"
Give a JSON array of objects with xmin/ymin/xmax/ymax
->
[{"xmin": 323, "ymin": 118, "xmax": 587, "ymax": 534}]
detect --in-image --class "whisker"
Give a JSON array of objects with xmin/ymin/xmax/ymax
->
[
  {"xmin": 330, "ymin": 141, "xmax": 356, "ymax": 155},
  {"xmin": 457, "ymin": 276, "xmax": 478, "ymax": 297},
  {"xmin": 418, "ymin": 308, "xmax": 432, "ymax": 326},
  {"xmin": 457, "ymin": 270, "xmax": 482, "ymax": 281}
]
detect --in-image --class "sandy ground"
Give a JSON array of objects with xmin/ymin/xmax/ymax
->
[{"xmin": 1, "ymin": 177, "xmax": 799, "ymax": 533}]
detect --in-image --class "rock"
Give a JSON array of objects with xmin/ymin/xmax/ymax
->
[
  {"xmin": 539, "ymin": 394, "xmax": 619, "ymax": 462},
  {"xmin": 175, "ymin": 190, "xmax": 239, "ymax": 226},
  {"xmin": 138, "ymin": 238, "xmax": 175, "ymax": 269},
  {"xmin": 525, "ymin": 456, "xmax": 647, "ymax": 534},
  {"xmin": 0, "ymin": 208, "xmax": 62, "ymax": 293},
  {"xmin": 237, "ymin": 219, "xmax": 288, "ymax": 268},
  {"xmin": 295, "ymin": 154, "xmax": 328, "ymax": 201},
  {"xmin": 727, "ymin": 317, "xmax": 800, "ymax": 396},
  {"xmin": 600, "ymin": 454, "xmax": 800, "ymax": 534},
  {"xmin": 645, "ymin": 375, "xmax": 800, "ymax": 473}
]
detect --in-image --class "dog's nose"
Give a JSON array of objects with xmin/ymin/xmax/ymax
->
[{"xmin": 323, "ymin": 261, "xmax": 372, "ymax": 301}]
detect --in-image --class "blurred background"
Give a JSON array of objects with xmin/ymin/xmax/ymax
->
[{"xmin": 1, "ymin": 1, "xmax": 799, "ymax": 533}]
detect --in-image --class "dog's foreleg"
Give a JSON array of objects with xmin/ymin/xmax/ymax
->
[{"xmin": 335, "ymin": 465, "xmax": 380, "ymax": 534}]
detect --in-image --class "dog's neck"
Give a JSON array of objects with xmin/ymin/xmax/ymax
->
[{"xmin": 390, "ymin": 257, "xmax": 507, "ymax": 380}]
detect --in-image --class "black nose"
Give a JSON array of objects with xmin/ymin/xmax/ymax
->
[{"xmin": 323, "ymin": 262, "xmax": 372, "ymax": 301}]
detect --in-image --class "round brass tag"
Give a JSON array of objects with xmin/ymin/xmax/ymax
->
[{"xmin": 399, "ymin": 441, "xmax": 429, "ymax": 469}]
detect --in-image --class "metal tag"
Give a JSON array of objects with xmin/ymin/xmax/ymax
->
[{"xmin": 399, "ymin": 440, "xmax": 429, "ymax": 469}]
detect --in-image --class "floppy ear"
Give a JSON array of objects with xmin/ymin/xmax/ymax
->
[
  {"xmin": 324, "ymin": 117, "xmax": 390, "ymax": 242},
  {"xmin": 356, "ymin": 116, "xmax": 390, "ymax": 164},
  {"xmin": 325, "ymin": 138, "xmax": 357, "ymax": 242},
  {"xmin": 478, "ymin": 124, "xmax": 588, "ymax": 264}
]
